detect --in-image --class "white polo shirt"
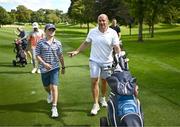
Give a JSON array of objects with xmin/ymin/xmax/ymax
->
[{"xmin": 86, "ymin": 27, "xmax": 119, "ymax": 63}]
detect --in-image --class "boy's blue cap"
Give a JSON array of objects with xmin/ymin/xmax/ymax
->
[{"xmin": 45, "ymin": 24, "xmax": 56, "ymax": 30}]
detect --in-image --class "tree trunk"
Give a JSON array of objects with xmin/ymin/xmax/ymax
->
[
  {"xmin": 138, "ymin": 21, "xmax": 143, "ymax": 42},
  {"xmin": 87, "ymin": 22, "xmax": 90, "ymax": 34},
  {"xmin": 129, "ymin": 24, "xmax": 132, "ymax": 36},
  {"xmin": 137, "ymin": 0, "xmax": 144, "ymax": 42},
  {"xmin": 148, "ymin": 25, "xmax": 151, "ymax": 34},
  {"xmin": 151, "ymin": 23, "xmax": 154, "ymax": 38}
]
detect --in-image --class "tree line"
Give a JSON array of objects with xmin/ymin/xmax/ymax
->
[
  {"xmin": 0, "ymin": 5, "xmax": 67, "ymax": 26},
  {"xmin": 0, "ymin": 0, "xmax": 180, "ymax": 41},
  {"xmin": 68, "ymin": 0, "xmax": 180, "ymax": 41}
]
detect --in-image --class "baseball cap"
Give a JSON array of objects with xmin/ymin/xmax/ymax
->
[
  {"xmin": 45, "ymin": 23, "xmax": 56, "ymax": 31},
  {"xmin": 32, "ymin": 22, "xmax": 39, "ymax": 28}
]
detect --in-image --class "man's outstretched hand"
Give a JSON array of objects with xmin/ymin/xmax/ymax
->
[{"xmin": 67, "ymin": 50, "xmax": 79, "ymax": 57}]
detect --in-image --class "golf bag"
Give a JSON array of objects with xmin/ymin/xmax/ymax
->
[
  {"xmin": 100, "ymin": 51, "xmax": 144, "ymax": 127},
  {"xmin": 12, "ymin": 39, "xmax": 27, "ymax": 67}
]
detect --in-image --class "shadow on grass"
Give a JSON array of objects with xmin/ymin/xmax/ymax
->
[
  {"xmin": 0, "ymin": 71, "xmax": 30, "ymax": 74},
  {"xmin": 0, "ymin": 62, "xmax": 30, "ymax": 74},
  {"xmin": 0, "ymin": 62, "xmax": 15, "ymax": 67},
  {"xmin": 0, "ymin": 62, "xmax": 29, "ymax": 68},
  {"xmin": 65, "ymin": 64, "xmax": 89, "ymax": 69},
  {"xmin": 57, "ymin": 101, "xmax": 92, "ymax": 126},
  {"xmin": 0, "ymin": 100, "xmax": 49, "ymax": 115},
  {"xmin": 0, "ymin": 100, "xmax": 92, "ymax": 126}
]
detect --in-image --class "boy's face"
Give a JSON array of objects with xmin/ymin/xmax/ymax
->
[{"xmin": 45, "ymin": 28, "xmax": 56, "ymax": 37}]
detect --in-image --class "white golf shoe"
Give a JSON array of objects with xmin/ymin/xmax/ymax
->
[
  {"xmin": 100, "ymin": 97, "xmax": 108, "ymax": 107},
  {"xmin": 51, "ymin": 106, "xmax": 59, "ymax": 118},
  {"xmin": 90, "ymin": 103, "xmax": 100, "ymax": 115},
  {"xmin": 31, "ymin": 68, "xmax": 37, "ymax": 73},
  {"xmin": 37, "ymin": 69, "xmax": 41, "ymax": 74}
]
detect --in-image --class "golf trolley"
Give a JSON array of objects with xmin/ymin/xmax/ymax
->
[
  {"xmin": 12, "ymin": 39, "xmax": 27, "ymax": 67},
  {"xmin": 100, "ymin": 51, "xmax": 144, "ymax": 127}
]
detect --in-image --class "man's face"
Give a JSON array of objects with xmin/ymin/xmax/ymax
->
[
  {"xmin": 112, "ymin": 19, "xmax": 117, "ymax": 26},
  {"xmin": 98, "ymin": 15, "xmax": 109, "ymax": 31},
  {"xmin": 33, "ymin": 28, "xmax": 38, "ymax": 31}
]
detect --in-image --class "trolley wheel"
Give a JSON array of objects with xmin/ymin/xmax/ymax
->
[
  {"xmin": 12, "ymin": 60, "xmax": 16, "ymax": 66},
  {"xmin": 100, "ymin": 117, "xmax": 108, "ymax": 127}
]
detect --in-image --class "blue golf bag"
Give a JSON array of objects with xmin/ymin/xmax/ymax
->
[{"xmin": 100, "ymin": 70, "xmax": 144, "ymax": 127}]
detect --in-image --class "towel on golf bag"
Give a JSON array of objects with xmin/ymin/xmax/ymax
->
[{"xmin": 106, "ymin": 71, "xmax": 136, "ymax": 95}]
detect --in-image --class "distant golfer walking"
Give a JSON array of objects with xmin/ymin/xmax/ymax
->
[
  {"xmin": 36, "ymin": 24, "xmax": 65, "ymax": 118},
  {"xmin": 28, "ymin": 22, "xmax": 44, "ymax": 73},
  {"xmin": 67, "ymin": 14, "xmax": 122, "ymax": 115}
]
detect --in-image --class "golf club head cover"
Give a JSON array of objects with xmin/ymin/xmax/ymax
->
[{"xmin": 115, "ymin": 51, "xmax": 128, "ymax": 71}]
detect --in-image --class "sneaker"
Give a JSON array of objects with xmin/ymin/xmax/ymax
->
[
  {"xmin": 100, "ymin": 97, "xmax": 108, "ymax": 107},
  {"xmin": 37, "ymin": 69, "xmax": 41, "ymax": 74},
  {"xmin": 51, "ymin": 106, "xmax": 59, "ymax": 118},
  {"xmin": 31, "ymin": 68, "xmax": 37, "ymax": 73},
  {"xmin": 90, "ymin": 103, "xmax": 100, "ymax": 115},
  {"xmin": 47, "ymin": 94, "xmax": 52, "ymax": 104}
]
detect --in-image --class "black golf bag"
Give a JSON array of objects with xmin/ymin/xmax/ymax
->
[
  {"xmin": 12, "ymin": 39, "xmax": 27, "ymax": 67},
  {"xmin": 100, "ymin": 52, "xmax": 144, "ymax": 127}
]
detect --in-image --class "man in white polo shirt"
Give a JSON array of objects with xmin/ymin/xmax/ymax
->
[{"xmin": 67, "ymin": 14, "xmax": 122, "ymax": 115}]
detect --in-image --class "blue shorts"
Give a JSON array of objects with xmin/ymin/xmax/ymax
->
[
  {"xmin": 41, "ymin": 68, "xmax": 60, "ymax": 87},
  {"xmin": 89, "ymin": 60, "xmax": 112, "ymax": 79}
]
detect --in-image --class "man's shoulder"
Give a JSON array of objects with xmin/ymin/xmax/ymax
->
[
  {"xmin": 108, "ymin": 27, "xmax": 117, "ymax": 32},
  {"xmin": 88, "ymin": 27, "xmax": 99, "ymax": 35}
]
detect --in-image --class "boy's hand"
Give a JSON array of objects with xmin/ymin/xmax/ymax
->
[
  {"xmin": 44, "ymin": 63, "xmax": 52, "ymax": 70},
  {"xmin": 61, "ymin": 68, "xmax": 65, "ymax": 74}
]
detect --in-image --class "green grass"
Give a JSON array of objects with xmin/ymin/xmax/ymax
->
[{"xmin": 0, "ymin": 23, "xmax": 180, "ymax": 126}]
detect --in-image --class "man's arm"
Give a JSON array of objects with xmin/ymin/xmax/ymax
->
[
  {"xmin": 113, "ymin": 44, "xmax": 121, "ymax": 54},
  {"xmin": 67, "ymin": 41, "xmax": 90, "ymax": 57}
]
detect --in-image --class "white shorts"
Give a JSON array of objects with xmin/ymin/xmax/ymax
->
[{"xmin": 89, "ymin": 60, "xmax": 112, "ymax": 79}]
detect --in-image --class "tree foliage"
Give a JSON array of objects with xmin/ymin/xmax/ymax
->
[
  {"xmin": 0, "ymin": 6, "xmax": 10, "ymax": 26},
  {"xmin": 16, "ymin": 5, "xmax": 32, "ymax": 23},
  {"xmin": 0, "ymin": 1, "xmax": 179, "ymax": 42},
  {"xmin": 95, "ymin": 0, "xmax": 130, "ymax": 24}
]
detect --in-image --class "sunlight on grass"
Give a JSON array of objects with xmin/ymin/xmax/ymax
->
[{"xmin": 0, "ymin": 23, "xmax": 180, "ymax": 126}]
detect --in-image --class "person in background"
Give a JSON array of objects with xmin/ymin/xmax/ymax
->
[
  {"xmin": 67, "ymin": 14, "xmax": 122, "ymax": 115},
  {"xmin": 27, "ymin": 22, "xmax": 45, "ymax": 73},
  {"xmin": 15, "ymin": 27, "xmax": 32, "ymax": 62},
  {"xmin": 110, "ymin": 18, "xmax": 123, "ymax": 63},
  {"xmin": 36, "ymin": 23, "xmax": 65, "ymax": 118},
  {"xmin": 110, "ymin": 18, "xmax": 121, "ymax": 38}
]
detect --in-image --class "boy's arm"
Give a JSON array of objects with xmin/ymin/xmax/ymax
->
[
  {"xmin": 59, "ymin": 54, "xmax": 65, "ymax": 74},
  {"xmin": 59, "ymin": 54, "xmax": 65, "ymax": 68}
]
